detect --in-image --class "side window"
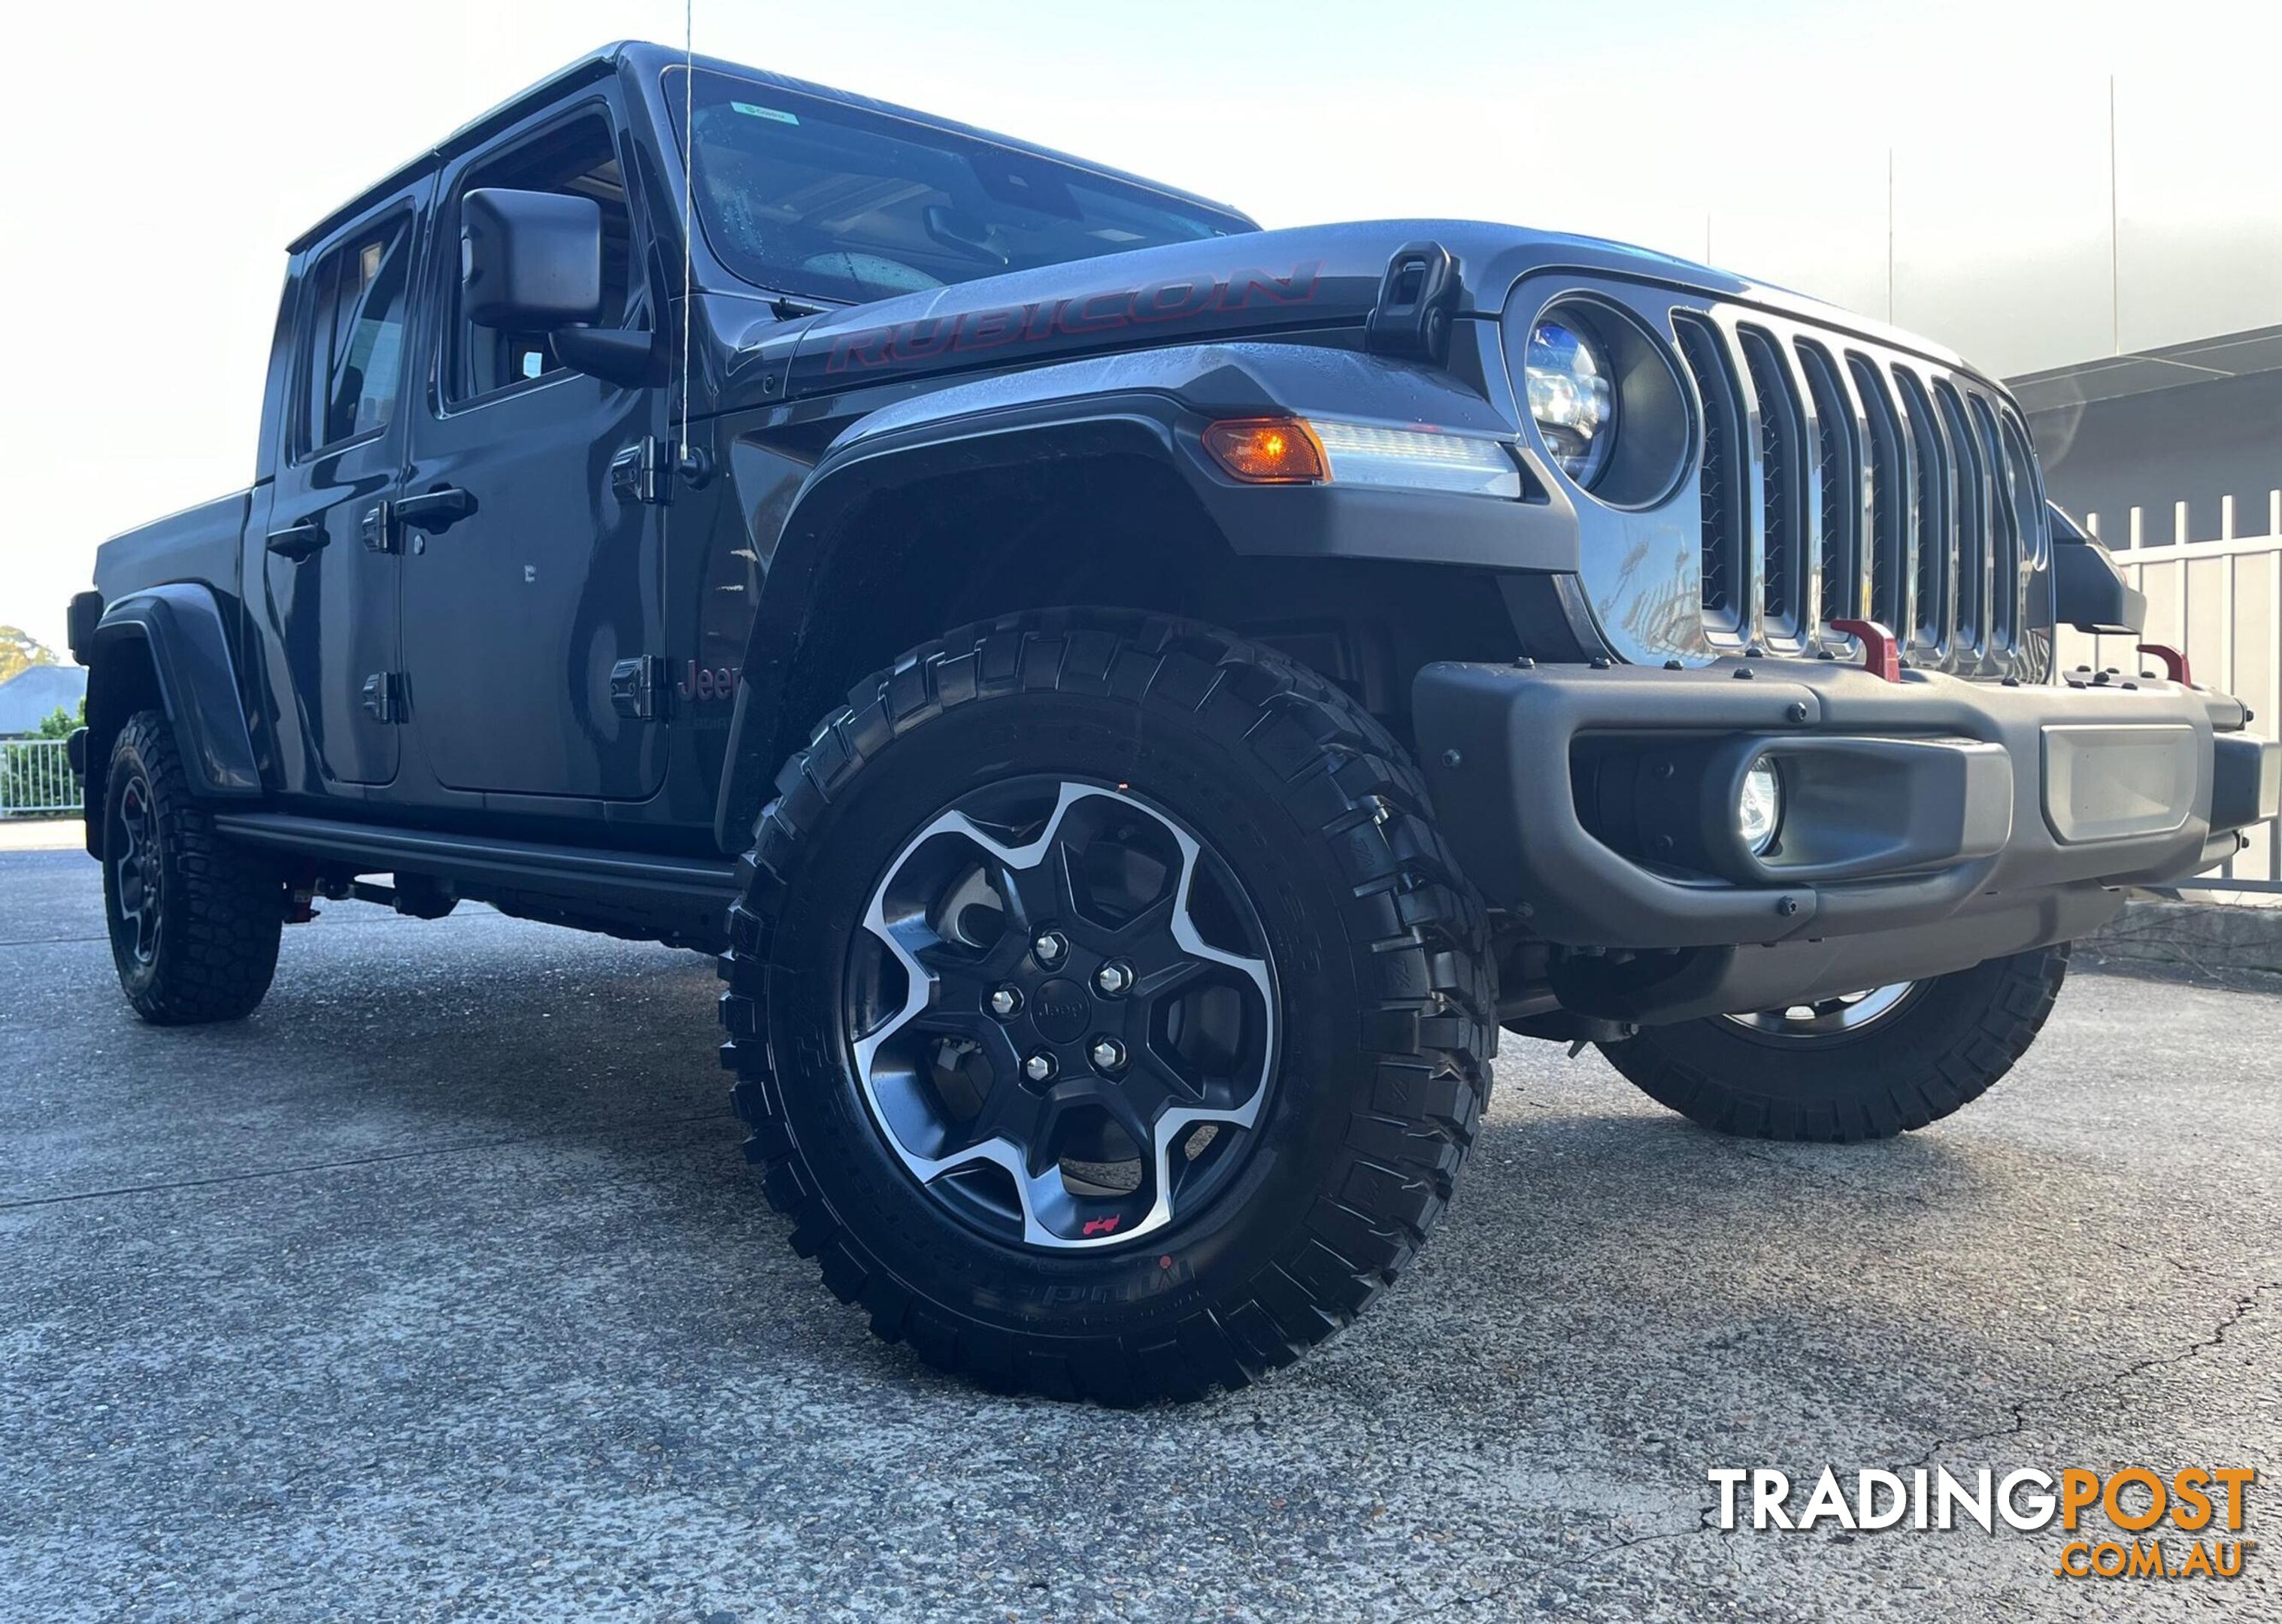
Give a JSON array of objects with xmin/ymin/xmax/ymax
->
[
  {"xmin": 449, "ymin": 114, "xmax": 636, "ymax": 404},
  {"xmin": 301, "ymin": 214, "xmax": 414, "ymax": 455}
]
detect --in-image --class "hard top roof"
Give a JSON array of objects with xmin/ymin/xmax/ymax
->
[{"xmin": 289, "ymin": 41, "xmax": 1251, "ymax": 254}]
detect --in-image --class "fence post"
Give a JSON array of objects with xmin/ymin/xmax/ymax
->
[
  {"xmin": 2130, "ymin": 506, "xmax": 2144, "ymax": 549},
  {"xmin": 2223, "ymin": 494, "xmax": 2235, "ymax": 541},
  {"xmin": 2175, "ymin": 500, "xmax": 2190, "ymax": 545}
]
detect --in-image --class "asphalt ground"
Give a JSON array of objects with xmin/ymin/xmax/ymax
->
[{"xmin": 2, "ymin": 843, "xmax": 2276, "ymax": 1622}]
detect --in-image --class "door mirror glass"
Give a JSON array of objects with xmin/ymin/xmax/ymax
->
[{"xmin": 460, "ymin": 188, "xmax": 604, "ymax": 331}]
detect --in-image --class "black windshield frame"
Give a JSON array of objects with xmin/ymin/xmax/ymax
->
[{"xmin": 662, "ymin": 68, "xmax": 1256, "ymax": 307}]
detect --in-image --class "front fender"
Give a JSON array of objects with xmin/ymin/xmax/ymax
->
[
  {"xmin": 713, "ymin": 341, "xmax": 1575, "ymax": 847},
  {"xmin": 87, "ymin": 583, "xmax": 262, "ymax": 800}
]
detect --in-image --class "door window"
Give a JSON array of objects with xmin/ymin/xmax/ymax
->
[
  {"xmin": 447, "ymin": 115, "xmax": 637, "ymax": 404},
  {"xmin": 299, "ymin": 215, "xmax": 414, "ymax": 456}
]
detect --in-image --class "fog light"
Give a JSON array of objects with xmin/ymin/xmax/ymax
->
[{"xmin": 1738, "ymin": 757, "xmax": 1783, "ymax": 856}]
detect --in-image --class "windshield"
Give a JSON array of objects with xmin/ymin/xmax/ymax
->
[{"xmin": 668, "ymin": 69, "xmax": 1254, "ymax": 305}]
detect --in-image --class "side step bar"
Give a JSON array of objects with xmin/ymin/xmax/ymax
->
[{"xmin": 210, "ymin": 812, "xmax": 740, "ymax": 912}]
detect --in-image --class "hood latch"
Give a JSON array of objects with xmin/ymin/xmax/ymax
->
[{"xmin": 1365, "ymin": 241, "xmax": 1459, "ymax": 366}]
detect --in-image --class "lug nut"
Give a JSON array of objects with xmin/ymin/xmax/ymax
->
[
  {"xmin": 1023, "ymin": 1052, "xmax": 1058, "ymax": 1084},
  {"xmin": 1032, "ymin": 930, "xmax": 1068, "ymax": 967},
  {"xmin": 1094, "ymin": 962, "xmax": 1135, "ymax": 996},
  {"xmin": 1089, "ymin": 1037, "xmax": 1128, "ymax": 1074},
  {"xmin": 988, "ymin": 986, "xmax": 1022, "ymax": 1019}
]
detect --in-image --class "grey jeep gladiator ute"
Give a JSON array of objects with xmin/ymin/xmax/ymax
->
[{"xmin": 68, "ymin": 41, "xmax": 2280, "ymax": 1401}]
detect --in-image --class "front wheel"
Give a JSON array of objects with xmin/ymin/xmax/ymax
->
[
  {"xmin": 717, "ymin": 613, "xmax": 1496, "ymax": 1401},
  {"xmin": 1596, "ymin": 945, "xmax": 2070, "ymax": 1142}
]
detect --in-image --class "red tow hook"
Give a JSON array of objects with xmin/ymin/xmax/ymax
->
[
  {"xmin": 1829, "ymin": 619, "xmax": 1900, "ymax": 682},
  {"xmin": 2136, "ymin": 642, "xmax": 2194, "ymax": 686}
]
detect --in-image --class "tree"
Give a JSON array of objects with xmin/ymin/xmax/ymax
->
[
  {"xmin": 0, "ymin": 626, "xmax": 59, "ymax": 684},
  {"xmin": 38, "ymin": 699, "xmax": 87, "ymax": 740}
]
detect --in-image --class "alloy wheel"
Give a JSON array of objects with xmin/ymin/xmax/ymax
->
[
  {"xmin": 844, "ymin": 778, "xmax": 1278, "ymax": 1251},
  {"xmin": 111, "ymin": 771, "xmax": 162, "ymax": 967},
  {"xmin": 1719, "ymin": 981, "xmax": 1923, "ymax": 1044}
]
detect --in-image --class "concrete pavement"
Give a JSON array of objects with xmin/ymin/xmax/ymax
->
[{"xmin": 2, "ymin": 847, "xmax": 2275, "ymax": 1622}]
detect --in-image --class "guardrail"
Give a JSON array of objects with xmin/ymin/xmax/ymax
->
[
  {"xmin": 0, "ymin": 738, "xmax": 83, "ymax": 820},
  {"xmin": 2062, "ymin": 492, "xmax": 2282, "ymax": 894}
]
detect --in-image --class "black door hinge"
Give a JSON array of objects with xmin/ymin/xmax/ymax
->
[
  {"xmin": 360, "ymin": 500, "xmax": 401, "ymax": 553},
  {"xmin": 609, "ymin": 656, "xmax": 673, "ymax": 721},
  {"xmin": 611, "ymin": 435, "xmax": 713, "ymax": 506},
  {"xmin": 361, "ymin": 671, "xmax": 410, "ymax": 724},
  {"xmin": 611, "ymin": 436, "xmax": 674, "ymax": 505}
]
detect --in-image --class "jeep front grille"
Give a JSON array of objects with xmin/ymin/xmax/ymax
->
[{"xmin": 1669, "ymin": 309, "xmax": 2050, "ymax": 678}]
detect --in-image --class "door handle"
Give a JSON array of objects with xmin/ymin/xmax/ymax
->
[
  {"xmin": 394, "ymin": 486, "xmax": 477, "ymax": 534},
  {"xmin": 264, "ymin": 518, "xmax": 329, "ymax": 561}
]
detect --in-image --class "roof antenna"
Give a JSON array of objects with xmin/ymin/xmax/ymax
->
[{"xmin": 677, "ymin": 0, "xmax": 696, "ymax": 463}]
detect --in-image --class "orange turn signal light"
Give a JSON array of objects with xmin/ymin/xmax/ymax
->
[{"xmin": 1202, "ymin": 417, "xmax": 1327, "ymax": 484}]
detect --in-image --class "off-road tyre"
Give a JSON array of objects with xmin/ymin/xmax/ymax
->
[
  {"xmin": 717, "ymin": 611, "xmax": 1496, "ymax": 1401},
  {"xmin": 102, "ymin": 710, "xmax": 282, "ymax": 1024},
  {"xmin": 1596, "ymin": 944, "xmax": 2070, "ymax": 1142}
]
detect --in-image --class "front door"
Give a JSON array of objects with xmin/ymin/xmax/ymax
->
[
  {"xmin": 260, "ymin": 183, "xmax": 429, "ymax": 787},
  {"xmin": 398, "ymin": 106, "xmax": 668, "ymax": 801}
]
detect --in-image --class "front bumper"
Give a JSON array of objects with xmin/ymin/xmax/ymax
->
[{"xmin": 1414, "ymin": 658, "xmax": 2280, "ymax": 1022}]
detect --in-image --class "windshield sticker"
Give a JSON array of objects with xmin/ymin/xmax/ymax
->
[{"xmin": 730, "ymin": 102, "xmax": 800, "ymax": 125}]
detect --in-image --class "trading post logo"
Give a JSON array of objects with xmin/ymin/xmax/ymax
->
[{"xmin": 1708, "ymin": 1465, "xmax": 2259, "ymax": 1581}]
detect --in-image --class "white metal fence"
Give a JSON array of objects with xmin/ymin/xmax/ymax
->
[
  {"xmin": 2061, "ymin": 491, "xmax": 2282, "ymax": 893},
  {"xmin": 0, "ymin": 738, "xmax": 83, "ymax": 819}
]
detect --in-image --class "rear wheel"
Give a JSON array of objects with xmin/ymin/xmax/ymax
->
[
  {"xmin": 1596, "ymin": 945, "xmax": 2069, "ymax": 1142},
  {"xmin": 718, "ymin": 612, "xmax": 1496, "ymax": 1401},
  {"xmin": 102, "ymin": 710, "xmax": 282, "ymax": 1024}
]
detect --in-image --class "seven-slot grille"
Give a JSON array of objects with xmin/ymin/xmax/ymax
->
[{"xmin": 1671, "ymin": 310, "xmax": 2047, "ymax": 677}]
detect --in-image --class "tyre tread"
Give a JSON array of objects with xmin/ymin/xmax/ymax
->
[
  {"xmin": 717, "ymin": 611, "xmax": 1494, "ymax": 1400},
  {"xmin": 106, "ymin": 710, "xmax": 280, "ymax": 1025},
  {"xmin": 1599, "ymin": 946, "xmax": 2070, "ymax": 1143}
]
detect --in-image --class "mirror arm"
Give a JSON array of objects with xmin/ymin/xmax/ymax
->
[{"xmin": 548, "ymin": 327, "xmax": 667, "ymax": 389}]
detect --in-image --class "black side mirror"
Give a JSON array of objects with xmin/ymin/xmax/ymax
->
[
  {"xmin": 461, "ymin": 188, "xmax": 662, "ymax": 388},
  {"xmin": 461, "ymin": 188, "xmax": 604, "ymax": 329}
]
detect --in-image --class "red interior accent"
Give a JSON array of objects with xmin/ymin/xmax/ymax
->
[
  {"xmin": 2136, "ymin": 642, "xmax": 2193, "ymax": 686},
  {"xmin": 1829, "ymin": 618, "xmax": 1901, "ymax": 682}
]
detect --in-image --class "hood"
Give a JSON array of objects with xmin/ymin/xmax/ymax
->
[{"xmin": 732, "ymin": 219, "xmax": 1974, "ymax": 405}]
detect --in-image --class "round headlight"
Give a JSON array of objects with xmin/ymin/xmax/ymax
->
[
  {"xmin": 1738, "ymin": 757, "xmax": 1783, "ymax": 856},
  {"xmin": 1525, "ymin": 316, "xmax": 1618, "ymax": 487}
]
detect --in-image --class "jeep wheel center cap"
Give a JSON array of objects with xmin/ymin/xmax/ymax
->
[{"xmin": 1030, "ymin": 978, "xmax": 1092, "ymax": 1042}]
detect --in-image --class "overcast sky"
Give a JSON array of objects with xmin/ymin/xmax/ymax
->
[{"xmin": 6, "ymin": 0, "xmax": 2279, "ymax": 651}]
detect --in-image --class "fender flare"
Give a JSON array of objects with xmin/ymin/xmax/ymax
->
[
  {"xmin": 86, "ymin": 583, "xmax": 262, "ymax": 800},
  {"xmin": 710, "ymin": 341, "xmax": 1571, "ymax": 848},
  {"xmin": 714, "ymin": 399, "xmax": 1204, "ymax": 850}
]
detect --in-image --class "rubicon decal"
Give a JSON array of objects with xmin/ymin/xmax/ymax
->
[
  {"xmin": 823, "ymin": 261, "xmax": 1325, "ymax": 374},
  {"xmin": 1707, "ymin": 1465, "xmax": 2259, "ymax": 1582}
]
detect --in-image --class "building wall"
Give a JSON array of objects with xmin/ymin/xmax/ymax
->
[{"xmin": 2026, "ymin": 370, "xmax": 2282, "ymax": 544}]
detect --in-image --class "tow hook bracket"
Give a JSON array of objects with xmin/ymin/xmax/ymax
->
[{"xmin": 1829, "ymin": 618, "xmax": 1901, "ymax": 682}]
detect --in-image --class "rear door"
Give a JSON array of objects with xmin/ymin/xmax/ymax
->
[
  {"xmin": 259, "ymin": 180, "xmax": 429, "ymax": 787},
  {"xmin": 397, "ymin": 100, "xmax": 668, "ymax": 801}
]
